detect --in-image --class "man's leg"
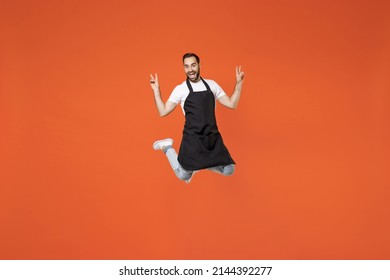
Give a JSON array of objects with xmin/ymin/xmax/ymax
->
[
  {"xmin": 153, "ymin": 138, "xmax": 193, "ymax": 182},
  {"xmin": 164, "ymin": 147, "xmax": 193, "ymax": 181},
  {"xmin": 207, "ymin": 164, "xmax": 235, "ymax": 176}
]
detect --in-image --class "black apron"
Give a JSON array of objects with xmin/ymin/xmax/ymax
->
[{"xmin": 177, "ymin": 78, "xmax": 235, "ymax": 171}]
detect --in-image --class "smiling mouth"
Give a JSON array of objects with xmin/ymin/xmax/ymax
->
[{"xmin": 188, "ymin": 72, "xmax": 198, "ymax": 81}]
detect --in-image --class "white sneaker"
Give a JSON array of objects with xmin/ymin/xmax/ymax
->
[{"xmin": 153, "ymin": 138, "xmax": 173, "ymax": 151}]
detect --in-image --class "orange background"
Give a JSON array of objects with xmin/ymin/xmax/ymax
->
[{"xmin": 1, "ymin": 0, "xmax": 389, "ymax": 259}]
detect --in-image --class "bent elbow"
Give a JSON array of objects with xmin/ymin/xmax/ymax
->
[
  {"xmin": 228, "ymin": 102, "xmax": 238, "ymax": 109},
  {"xmin": 159, "ymin": 110, "xmax": 171, "ymax": 117}
]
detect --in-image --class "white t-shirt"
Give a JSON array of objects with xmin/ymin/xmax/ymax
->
[{"xmin": 168, "ymin": 78, "xmax": 226, "ymax": 114}]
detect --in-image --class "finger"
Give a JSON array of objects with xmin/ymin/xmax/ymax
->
[{"xmin": 155, "ymin": 73, "xmax": 158, "ymax": 82}]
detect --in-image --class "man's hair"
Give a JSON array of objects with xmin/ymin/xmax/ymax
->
[{"xmin": 183, "ymin": 53, "xmax": 200, "ymax": 64}]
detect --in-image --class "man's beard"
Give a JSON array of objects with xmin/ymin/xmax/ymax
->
[{"xmin": 187, "ymin": 70, "xmax": 200, "ymax": 82}]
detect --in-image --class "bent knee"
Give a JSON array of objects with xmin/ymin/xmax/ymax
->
[
  {"xmin": 175, "ymin": 169, "xmax": 193, "ymax": 181},
  {"xmin": 223, "ymin": 164, "xmax": 235, "ymax": 176}
]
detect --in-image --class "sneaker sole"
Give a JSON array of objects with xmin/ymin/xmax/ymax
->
[{"xmin": 153, "ymin": 138, "xmax": 173, "ymax": 150}]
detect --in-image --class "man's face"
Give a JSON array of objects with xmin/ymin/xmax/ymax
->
[{"xmin": 183, "ymin": 56, "xmax": 200, "ymax": 82}]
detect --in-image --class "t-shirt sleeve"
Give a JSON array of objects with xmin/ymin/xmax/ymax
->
[
  {"xmin": 211, "ymin": 80, "xmax": 226, "ymax": 99},
  {"xmin": 167, "ymin": 85, "xmax": 182, "ymax": 104}
]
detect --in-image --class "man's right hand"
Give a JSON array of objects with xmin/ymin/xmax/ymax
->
[{"xmin": 150, "ymin": 73, "xmax": 159, "ymax": 92}]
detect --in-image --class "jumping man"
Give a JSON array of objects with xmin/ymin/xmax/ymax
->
[{"xmin": 150, "ymin": 53, "xmax": 244, "ymax": 183}]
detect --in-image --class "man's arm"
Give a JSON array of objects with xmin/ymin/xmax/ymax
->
[
  {"xmin": 217, "ymin": 66, "xmax": 245, "ymax": 109},
  {"xmin": 150, "ymin": 73, "xmax": 177, "ymax": 117}
]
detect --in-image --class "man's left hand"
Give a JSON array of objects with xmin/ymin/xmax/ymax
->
[{"xmin": 236, "ymin": 66, "xmax": 245, "ymax": 83}]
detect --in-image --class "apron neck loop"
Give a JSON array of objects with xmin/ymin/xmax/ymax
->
[
  {"xmin": 186, "ymin": 79, "xmax": 194, "ymax": 93},
  {"xmin": 201, "ymin": 78, "xmax": 211, "ymax": 92},
  {"xmin": 186, "ymin": 77, "xmax": 211, "ymax": 93}
]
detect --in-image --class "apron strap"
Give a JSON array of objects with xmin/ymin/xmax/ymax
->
[
  {"xmin": 185, "ymin": 79, "xmax": 194, "ymax": 93},
  {"xmin": 200, "ymin": 78, "xmax": 212, "ymax": 92}
]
